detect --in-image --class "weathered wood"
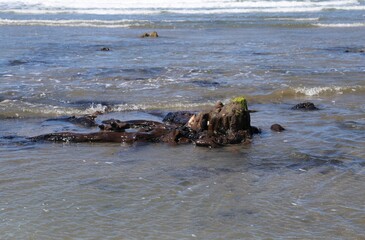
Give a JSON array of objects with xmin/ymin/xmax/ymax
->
[{"xmin": 31, "ymin": 97, "xmax": 254, "ymax": 147}]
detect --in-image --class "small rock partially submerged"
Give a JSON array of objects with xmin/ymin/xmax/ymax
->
[
  {"xmin": 344, "ymin": 47, "xmax": 365, "ymax": 53},
  {"xmin": 270, "ymin": 124, "xmax": 285, "ymax": 132},
  {"xmin": 292, "ymin": 102, "xmax": 319, "ymax": 111},
  {"xmin": 140, "ymin": 31, "xmax": 159, "ymax": 38}
]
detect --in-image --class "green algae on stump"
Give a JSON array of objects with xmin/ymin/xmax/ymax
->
[{"xmin": 231, "ymin": 96, "xmax": 248, "ymax": 111}]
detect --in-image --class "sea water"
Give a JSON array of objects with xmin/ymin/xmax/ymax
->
[{"xmin": 0, "ymin": 0, "xmax": 364, "ymax": 239}]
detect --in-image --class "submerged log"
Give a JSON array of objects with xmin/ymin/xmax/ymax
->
[
  {"xmin": 45, "ymin": 114, "xmax": 99, "ymax": 128},
  {"xmin": 31, "ymin": 127, "xmax": 172, "ymax": 144},
  {"xmin": 31, "ymin": 97, "xmax": 255, "ymax": 148}
]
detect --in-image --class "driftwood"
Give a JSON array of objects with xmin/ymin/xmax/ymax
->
[{"xmin": 31, "ymin": 97, "xmax": 257, "ymax": 148}]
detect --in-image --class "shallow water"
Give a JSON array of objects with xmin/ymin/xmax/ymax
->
[
  {"xmin": 1, "ymin": 134, "xmax": 365, "ymax": 239},
  {"xmin": 1, "ymin": 0, "xmax": 365, "ymax": 239}
]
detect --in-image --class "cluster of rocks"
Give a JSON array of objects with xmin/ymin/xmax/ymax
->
[
  {"xmin": 31, "ymin": 99, "xmax": 320, "ymax": 148},
  {"xmin": 268, "ymin": 102, "xmax": 320, "ymax": 132},
  {"xmin": 32, "ymin": 97, "xmax": 256, "ymax": 148}
]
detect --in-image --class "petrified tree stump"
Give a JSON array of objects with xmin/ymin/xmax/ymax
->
[
  {"xmin": 31, "ymin": 97, "xmax": 254, "ymax": 148},
  {"xmin": 187, "ymin": 97, "xmax": 251, "ymax": 146}
]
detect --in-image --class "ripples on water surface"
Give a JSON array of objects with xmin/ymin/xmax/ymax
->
[{"xmin": 0, "ymin": 0, "xmax": 365, "ymax": 239}]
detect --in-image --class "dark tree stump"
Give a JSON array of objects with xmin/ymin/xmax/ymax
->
[
  {"xmin": 187, "ymin": 97, "xmax": 252, "ymax": 146},
  {"xmin": 31, "ymin": 97, "xmax": 254, "ymax": 147}
]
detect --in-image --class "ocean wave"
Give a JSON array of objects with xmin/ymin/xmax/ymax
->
[
  {"xmin": 0, "ymin": 19, "xmax": 151, "ymax": 28},
  {"xmin": 1, "ymin": 85, "xmax": 363, "ymax": 118},
  {"xmin": 0, "ymin": 100, "xmax": 109, "ymax": 118},
  {"xmin": 111, "ymin": 102, "xmax": 211, "ymax": 112},
  {"xmin": 0, "ymin": 17, "xmax": 320, "ymax": 28},
  {"xmin": 243, "ymin": 85, "xmax": 365, "ymax": 103},
  {"xmin": 0, "ymin": 0, "xmax": 363, "ymax": 15},
  {"xmin": 314, "ymin": 23, "xmax": 365, "ymax": 28},
  {"xmin": 0, "ymin": 99, "xmax": 211, "ymax": 119},
  {"xmin": 292, "ymin": 85, "xmax": 365, "ymax": 96},
  {"xmin": 2, "ymin": 18, "xmax": 363, "ymax": 29},
  {"xmin": 265, "ymin": 17, "xmax": 320, "ymax": 21}
]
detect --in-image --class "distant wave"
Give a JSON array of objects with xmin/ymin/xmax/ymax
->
[
  {"xmin": 0, "ymin": 19, "xmax": 151, "ymax": 28},
  {"xmin": 243, "ymin": 85, "xmax": 365, "ymax": 103},
  {"xmin": 292, "ymin": 85, "xmax": 365, "ymax": 96},
  {"xmin": 0, "ymin": 99, "xmax": 108, "ymax": 118},
  {"xmin": 314, "ymin": 23, "xmax": 365, "ymax": 27},
  {"xmin": 265, "ymin": 17, "xmax": 320, "ymax": 21},
  {"xmin": 0, "ymin": 0, "xmax": 363, "ymax": 15},
  {"xmin": 2, "ymin": 18, "xmax": 365, "ymax": 29}
]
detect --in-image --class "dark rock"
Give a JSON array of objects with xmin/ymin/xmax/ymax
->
[
  {"xmin": 292, "ymin": 102, "xmax": 319, "ymax": 111},
  {"xmin": 9, "ymin": 60, "xmax": 28, "ymax": 66},
  {"xmin": 191, "ymin": 80, "xmax": 220, "ymax": 87},
  {"xmin": 67, "ymin": 114, "xmax": 99, "ymax": 127},
  {"xmin": 163, "ymin": 111, "xmax": 195, "ymax": 125},
  {"xmin": 99, "ymin": 119, "xmax": 130, "ymax": 132},
  {"xmin": 344, "ymin": 47, "xmax": 365, "ymax": 53},
  {"xmin": 250, "ymin": 126, "xmax": 261, "ymax": 134},
  {"xmin": 194, "ymin": 137, "xmax": 224, "ymax": 148},
  {"xmin": 100, "ymin": 119, "xmax": 163, "ymax": 132},
  {"xmin": 270, "ymin": 124, "xmax": 285, "ymax": 132}
]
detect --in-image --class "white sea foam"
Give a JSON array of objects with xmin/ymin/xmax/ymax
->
[
  {"xmin": 293, "ymin": 86, "xmax": 364, "ymax": 96},
  {"xmin": 1, "ymin": 0, "xmax": 363, "ymax": 27},
  {"xmin": 314, "ymin": 22, "xmax": 365, "ymax": 27},
  {"xmin": 0, "ymin": 99, "xmax": 110, "ymax": 118},
  {"xmin": 0, "ymin": 0, "xmax": 363, "ymax": 15},
  {"xmin": 0, "ymin": 19, "xmax": 150, "ymax": 28},
  {"xmin": 265, "ymin": 17, "xmax": 320, "ymax": 21},
  {"xmin": 0, "ymin": 99, "xmax": 210, "ymax": 118},
  {"xmin": 111, "ymin": 102, "xmax": 210, "ymax": 112}
]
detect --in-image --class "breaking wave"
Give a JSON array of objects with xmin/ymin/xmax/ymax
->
[
  {"xmin": 2, "ymin": 18, "xmax": 364, "ymax": 29},
  {"xmin": 0, "ymin": 19, "xmax": 150, "ymax": 28},
  {"xmin": 0, "ymin": 99, "xmax": 211, "ymax": 119},
  {"xmin": 314, "ymin": 23, "xmax": 365, "ymax": 28},
  {"xmin": 1, "ymin": 85, "xmax": 363, "ymax": 118},
  {"xmin": 0, "ymin": 100, "xmax": 108, "ymax": 118},
  {"xmin": 0, "ymin": 0, "xmax": 363, "ymax": 15},
  {"xmin": 292, "ymin": 85, "xmax": 365, "ymax": 96},
  {"xmin": 244, "ymin": 85, "xmax": 365, "ymax": 103}
]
